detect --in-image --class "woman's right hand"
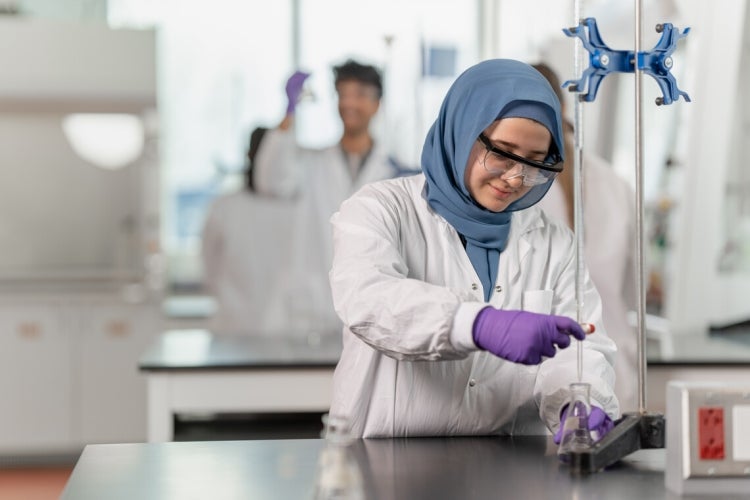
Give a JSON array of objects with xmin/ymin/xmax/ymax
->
[{"xmin": 471, "ymin": 307, "xmax": 585, "ymax": 365}]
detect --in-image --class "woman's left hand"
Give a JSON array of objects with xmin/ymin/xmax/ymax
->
[{"xmin": 553, "ymin": 405, "xmax": 614, "ymax": 444}]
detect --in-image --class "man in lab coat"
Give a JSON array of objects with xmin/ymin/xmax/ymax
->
[{"xmin": 254, "ymin": 60, "xmax": 416, "ymax": 335}]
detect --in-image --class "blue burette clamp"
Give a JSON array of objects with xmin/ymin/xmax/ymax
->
[{"xmin": 562, "ymin": 17, "xmax": 691, "ymax": 105}]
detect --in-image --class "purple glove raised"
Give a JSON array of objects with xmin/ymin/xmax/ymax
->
[
  {"xmin": 553, "ymin": 405, "xmax": 614, "ymax": 444},
  {"xmin": 285, "ymin": 70, "xmax": 311, "ymax": 115},
  {"xmin": 472, "ymin": 308, "xmax": 585, "ymax": 365}
]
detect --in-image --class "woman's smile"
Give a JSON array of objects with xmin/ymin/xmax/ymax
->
[{"xmin": 488, "ymin": 182, "xmax": 516, "ymax": 199}]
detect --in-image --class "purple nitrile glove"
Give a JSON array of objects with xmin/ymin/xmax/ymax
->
[
  {"xmin": 285, "ymin": 70, "xmax": 311, "ymax": 115},
  {"xmin": 553, "ymin": 405, "xmax": 614, "ymax": 444},
  {"xmin": 471, "ymin": 308, "xmax": 586, "ymax": 365}
]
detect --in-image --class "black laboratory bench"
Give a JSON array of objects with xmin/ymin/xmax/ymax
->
[{"xmin": 60, "ymin": 436, "xmax": 744, "ymax": 500}]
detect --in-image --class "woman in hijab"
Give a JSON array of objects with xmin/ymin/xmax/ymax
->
[{"xmin": 328, "ymin": 59, "xmax": 619, "ymax": 439}]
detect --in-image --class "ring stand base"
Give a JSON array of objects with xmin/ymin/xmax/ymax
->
[{"xmin": 561, "ymin": 412, "xmax": 666, "ymax": 474}]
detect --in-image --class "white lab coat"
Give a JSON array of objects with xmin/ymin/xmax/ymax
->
[
  {"xmin": 201, "ymin": 190, "xmax": 297, "ymax": 334},
  {"xmin": 329, "ymin": 174, "xmax": 619, "ymax": 438},
  {"xmin": 254, "ymin": 127, "xmax": 405, "ymax": 333},
  {"xmin": 537, "ymin": 155, "xmax": 638, "ymax": 411}
]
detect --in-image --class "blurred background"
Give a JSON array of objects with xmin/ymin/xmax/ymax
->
[{"xmin": 1, "ymin": 0, "xmax": 749, "ymax": 497}]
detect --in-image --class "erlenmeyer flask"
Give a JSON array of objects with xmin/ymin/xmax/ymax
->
[
  {"xmin": 313, "ymin": 414, "xmax": 364, "ymax": 500},
  {"xmin": 557, "ymin": 382, "xmax": 594, "ymax": 461}
]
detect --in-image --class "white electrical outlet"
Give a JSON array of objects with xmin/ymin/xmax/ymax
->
[{"xmin": 666, "ymin": 381, "xmax": 750, "ymax": 495}]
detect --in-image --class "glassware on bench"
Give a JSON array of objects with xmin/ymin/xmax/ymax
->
[
  {"xmin": 557, "ymin": 382, "xmax": 595, "ymax": 462},
  {"xmin": 312, "ymin": 413, "xmax": 364, "ymax": 500}
]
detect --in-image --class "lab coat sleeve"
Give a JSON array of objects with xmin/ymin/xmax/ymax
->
[
  {"xmin": 330, "ymin": 185, "xmax": 478, "ymax": 362},
  {"xmin": 253, "ymin": 127, "xmax": 306, "ymax": 198},
  {"xmin": 532, "ymin": 225, "xmax": 620, "ymax": 433}
]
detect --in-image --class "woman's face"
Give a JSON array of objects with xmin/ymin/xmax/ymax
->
[{"xmin": 464, "ymin": 117, "xmax": 552, "ymax": 212}]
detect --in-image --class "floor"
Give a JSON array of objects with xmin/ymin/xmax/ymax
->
[
  {"xmin": 0, "ymin": 411, "xmax": 324, "ymax": 499},
  {"xmin": 0, "ymin": 466, "xmax": 74, "ymax": 500}
]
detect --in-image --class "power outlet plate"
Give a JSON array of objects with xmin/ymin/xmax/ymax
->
[{"xmin": 666, "ymin": 381, "xmax": 750, "ymax": 495}]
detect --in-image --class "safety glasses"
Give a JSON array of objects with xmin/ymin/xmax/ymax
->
[{"xmin": 477, "ymin": 133, "xmax": 562, "ymax": 186}]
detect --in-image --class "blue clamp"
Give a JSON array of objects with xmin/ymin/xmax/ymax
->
[{"xmin": 562, "ymin": 17, "xmax": 691, "ymax": 105}]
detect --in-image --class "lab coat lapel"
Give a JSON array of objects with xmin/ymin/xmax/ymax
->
[{"xmin": 506, "ymin": 211, "xmax": 543, "ymax": 284}]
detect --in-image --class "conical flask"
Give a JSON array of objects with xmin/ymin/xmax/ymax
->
[
  {"xmin": 312, "ymin": 414, "xmax": 364, "ymax": 500},
  {"xmin": 557, "ymin": 382, "xmax": 594, "ymax": 461}
]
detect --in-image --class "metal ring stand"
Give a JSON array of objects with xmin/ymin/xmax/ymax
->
[{"xmin": 561, "ymin": 0, "xmax": 690, "ymax": 474}]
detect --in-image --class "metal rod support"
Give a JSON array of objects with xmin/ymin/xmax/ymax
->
[
  {"xmin": 573, "ymin": 0, "xmax": 585, "ymax": 382},
  {"xmin": 634, "ymin": 0, "xmax": 647, "ymax": 415}
]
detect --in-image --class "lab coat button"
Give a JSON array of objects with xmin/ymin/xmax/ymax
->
[
  {"xmin": 469, "ymin": 378, "xmax": 476, "ymax": 387},
  {"xmin": 471, "ymin": 283, "xmax": 478, "ymax": 291},
  {"xmin": 495, "ymin": 285, "xmax": 502, "ymax": 292}
]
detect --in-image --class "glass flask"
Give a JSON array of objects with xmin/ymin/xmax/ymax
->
[
  {"xmin": 557, "ymin": 382, "xmax": 594, "ymax": 461},
  {"xmin": 312, "ymin": 414, "xmax": 364, "ymax": 500}
]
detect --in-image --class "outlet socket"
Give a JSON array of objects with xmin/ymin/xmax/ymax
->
[{"xmin": 698, "ymin": 406, "xmax": 725, "ymax": 460}]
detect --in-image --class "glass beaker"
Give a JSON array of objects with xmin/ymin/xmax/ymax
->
[
  {"xmin": 557, "ymin": 382, "xmax": 594, "ymax": 461},
  {"xmin": 312, "ymin": 414, "xmax": 364, "ymax": 500}
]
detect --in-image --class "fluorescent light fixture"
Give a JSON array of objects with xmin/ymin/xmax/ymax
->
[{"xmin": 62, "ymin": 113, "xmax": 145, "ymax": 170}]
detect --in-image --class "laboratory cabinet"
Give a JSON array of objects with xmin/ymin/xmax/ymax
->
[
  {"xmin": 0, "ymin": 304, "xmax": 73, "ymax": 453},
  {"xmin": 0, "ymin": 295, "xmax": 162, "ymax": 456}
]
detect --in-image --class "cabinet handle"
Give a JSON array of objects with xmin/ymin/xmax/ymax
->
[
  {"xmin": 18, "ymin": 322, "xmax": 41, "ymax": 339},
  {"xmin": 107, "ymin": 320, "xmax": 130, "ymax": 337}
]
